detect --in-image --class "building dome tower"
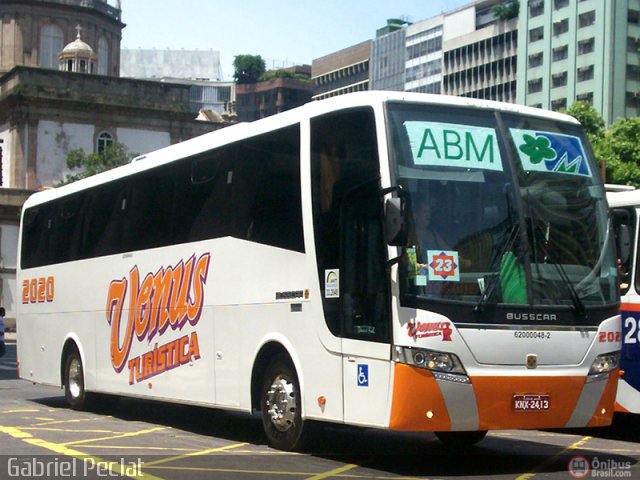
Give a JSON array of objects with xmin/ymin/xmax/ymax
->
[{"xmin": 59, "ymin": 26, "xmax": 97, "ymax": 74}]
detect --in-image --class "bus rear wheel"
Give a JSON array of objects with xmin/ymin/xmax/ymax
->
[
  {"xmin": 64, "ymin": 350, "xmax": 90, "ymax": 410},
  {"xmin": 435, "ymin": 430, "xmax": 487, "ymax": 447},
  {"xmin": 260, "ymin": 356, "xmax": 307, "ymax": 451}
]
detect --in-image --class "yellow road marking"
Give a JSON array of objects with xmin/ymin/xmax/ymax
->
[
  {"xmin": 34, "ymin": 417, "xmax": 55, "ymax": 421},
  {"xmin": 143, "ymin": 442, "xmax": 248, "ymax": 467},
  {"xmin": 28, "ymin": 417, "xmax": 104, "ymax": 427},
  {"xmin": 515, "ymin": 435, "xmax": 592, "ymax": 480},
  {"xmin": 62, "ymin": 426, "xmax": 167, "ymax": 446},
  {"xmin": 22, "ymin": 427, "xmax": 121, "ymax": 434},
  {"xmin": 78, "ymin": 445, "xmax": 198, "ymax": 452},
  {"xmin": 1, "ymin": 409, "xmax": 39, "ymax": 414},
  {"xmin": 304, "ymin": 463, "xmax": 359, "ymax": 480},
  {"xmin": 0, "ymin": 424, "xmax": 165, "ymax": 480}
]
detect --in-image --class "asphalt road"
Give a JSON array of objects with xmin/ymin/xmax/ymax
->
[{"xmin": 1, "ymin": 338, "xmax": 639, "ymax": 480}]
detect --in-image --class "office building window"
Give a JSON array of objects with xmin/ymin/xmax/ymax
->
[
  {"xmin": 529, "ymin": 27, "xmax": 544, "ymax": 42},
  {"xmin": 576, "ymin": 92, "xmax": 593, "ymax": 104},
  {"xmin": 554, "ymin": 0, "xmax": 569, "ymax": 9},
  {"xmin": 553, "ymin": 45, "xmax": 569, "ymax": 61},
  {"xmin": 629, "ymin": 36, "xmax": 640, "ymax": 52},
  {"xmin": 628, "ymin": 64, "xmax": 640, "ymax": 81},
  {"xmin": 629, "ymin": 9, "xmax": 639, "ymax": 25},
  {"xmin": 528, "ymin": 78, "xmax": 543, "ymax": 93},
  {"xmin": 551, "ymin": 98, "xmax": 567, "ymax": 111},
  {"xmin": 626, "ymin": 91, "xmax": 640, "ymax": 108},
  {"xmin": 529, "ymin": 52, "xmax": 544, "ymax": 68},
  {"xmin": 553, "ymin": 19, "xmax": 569, "ymax": 35},
  {"xmin": 577, "ymin": 65, "xmax": 594, "ymax": 82},
  {"xmin": 529, "ymin": 0, "xmax": 544, "ymax": 17},
  {"xmin": 578, "ymin": 38, "xmax": 595, "ymax": 55},
  {"xmin": 552, "ymin": 71, "xmax": 568, "ymax": 88},
  {"xmin": 579, "ymin": 11, "xmax": 596, "ymax": 28}
]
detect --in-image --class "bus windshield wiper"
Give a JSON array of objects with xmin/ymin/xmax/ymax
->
[
  {"xmin": 530, "ymin": 219, "xmax": 587, "ymax": 318},
  {"xmin": 474, "ymin": 221, "xmax": 520, "ymax": 313}
]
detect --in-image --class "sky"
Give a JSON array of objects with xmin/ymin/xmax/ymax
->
[{"xmin": 118, "ymin": 0, "xmax": 471, "ymax": 81}]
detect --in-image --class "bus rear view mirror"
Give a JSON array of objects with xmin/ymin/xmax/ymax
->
[
  {"xmin": 617, "ymin": 223, "xmax": 632, "ymax": 265},
  {"xmin": 384, "ymin": 196, "xmax": 407, "ymax": 246}
]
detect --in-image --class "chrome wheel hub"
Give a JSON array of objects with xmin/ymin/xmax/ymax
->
[
  {"xmin": 265, "ymin": 375, "xmax": 296, "ymax": 431},
  {"xmin": 68, "ymin": 358, "xmax": 82, "ymax": 399}
]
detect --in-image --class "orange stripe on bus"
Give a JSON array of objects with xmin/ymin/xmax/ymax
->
[
  {"xmin": 615, "ymin": 402, "xmax": 630, "ymax": 413},
  {"xmin": 621, "ymin": 303, "xmax": 640, "ymax": 311},
  {"xmin": 472, "ymin": 376, "xmax": 584, "ymax": 430},
  {"xmin": 389, "ymin": 364, "xmax": 451, "ymax": 431},
  {"xmin": 587, "ymin": 371, "xmax": 618, "ymax": 427}
]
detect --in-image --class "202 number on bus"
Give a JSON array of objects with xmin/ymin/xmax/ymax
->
[{"xmin": 22, "ymin": 276, "xmax": 55, "ymax": 304}]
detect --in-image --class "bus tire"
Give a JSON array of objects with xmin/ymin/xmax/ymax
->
[
  {"xmin": 435, "ymin": 430, "xmax": 487, "ymax": 447},
  {"xmin": 260, "ymin": 355, "xmax": 307, "ymax": 451},
  {"xmin": 63, "ymin": 350, "xmax": 90, "ymax": 410}
]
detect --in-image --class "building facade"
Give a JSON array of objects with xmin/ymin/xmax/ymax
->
[
  {"xmin": 312, "ymin": 41, "xmax": 371, "ymax": 100},
  {"xmin": 0, "ymin": 0, "xmax": 225, "ymax": 323},
  {"xmin": 236, "ymin": 65, "xmax": 313, "ymax": 122},
  {"xmin": 517, "ymin": 0, "xmax": 640, "ymax": 123},
  {"xmin": 0, "ymin": 0, "xmax": 122, "ymax": 75}
]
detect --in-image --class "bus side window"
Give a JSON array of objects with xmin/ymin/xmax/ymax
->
[
  {"xmin": 180, "ymin": 148, "xmax": 234, "ymax": 243},
  {"xmin": 235, "ymin": 125, "xmax": 304, "ymax": 253},
  {"xmin": 81, "ymin": 181, "xmax": 128, "ymax": 259},
  {"xmin": 21, "ymin": 204, "xmax": 54, "ymax": 269},
  {"xmin": 311, "ymin": 108, "xmax": 389, "ymax": 341},
  {"xmin": 48, "ymin": 193, "xmax": 86, "ymax": 265}
]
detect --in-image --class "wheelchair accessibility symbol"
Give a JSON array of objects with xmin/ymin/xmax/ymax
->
[{"xmin": 357, "ymin": 364, "xmax": 369, "ymax": 387}]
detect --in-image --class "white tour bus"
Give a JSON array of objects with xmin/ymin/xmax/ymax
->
[
  {"xmin": 606, "ymin": 185, "xmax": 640, "ymax": 413},
  {"xmin": 18, "ymin": 92, "xmax": 620, "ymax": 451}
]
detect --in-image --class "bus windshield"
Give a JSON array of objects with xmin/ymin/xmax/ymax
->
[{"xmin": 388, "ymin": 102, "xmax": 618, "ymax": 318}]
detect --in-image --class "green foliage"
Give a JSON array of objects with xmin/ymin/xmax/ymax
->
[
  {"xmin": 562, "ymin": 103, "xmax": 640, "ymax": 187},
  {"xmin": 59, "ymin": 142, "xmax": 137, "ymax": 186},
  {"xmin": 492, "ymin": 0, "xmax": 519, "ymax": 20},
  {"xmin": 233, "ymin": 55, "xmax": 266, "ymax": 84},
  {"xmin": 562, "ymin": 101, "xmax": 605, "ymax": 140},
  {"xmin": 259, "ymin": 69, "xmax": 312, "ymax": 83},
  {"xmin": 602, "ymin": 118, "xmax": 640, "ymax": 187}
]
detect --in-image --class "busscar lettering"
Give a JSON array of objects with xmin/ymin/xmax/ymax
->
[
  {"xmin": 106, "ymin": 253, "xmax": 210, "ymax": 377},
  {"xmin": 506, "ymin": 312, "xmax": 557, "ymax": 322}
]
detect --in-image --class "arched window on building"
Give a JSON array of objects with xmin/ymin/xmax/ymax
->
[
  {"xmin": 97, "ymin": 37, "xmax": 109, "ymax": 75},
  {"xmin": 97, "ymin": 131, "xmax": 113, "ymax": 153},
  {"xmin": 40, "ymin": 25, "xmax": 64, "ymax": 69}
]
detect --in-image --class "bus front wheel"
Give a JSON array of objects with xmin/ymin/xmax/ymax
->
[
  {"xmin": 260, "ymin": 355, "xmax": 307, "ymax": 451},
  {"xmin": 64, "ymin": 350, "xmax": 89, "ymax": 410}
]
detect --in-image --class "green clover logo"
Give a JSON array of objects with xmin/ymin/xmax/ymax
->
[{"xmin": 518, "ymin": 134, "xmax": 556, "ymax": 164}]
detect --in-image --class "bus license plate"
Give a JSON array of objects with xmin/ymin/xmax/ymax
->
[{"xmin": 513, "ymin": 394, "xmax": 550, "ymax": 411}]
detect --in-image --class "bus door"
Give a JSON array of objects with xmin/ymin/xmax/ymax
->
[
  {"xmin": 612, "ymin": 205, "xmax": 640, "ymax": 412},
  {"xmin": 311, "ymin": 109, "xmax": 392, "ymax": 426}
]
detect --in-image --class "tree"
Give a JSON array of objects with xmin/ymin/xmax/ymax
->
[
  {"xmin": 233, "ymin": 55, "xmax": 266, "ymax": 84},
  {"xmin": 492, "ymin": 0, "xmax": 519, "ymax": 20},
  {"xmin": 59, "ymin": 142, "xmax": 137, "ymax": 185},
  {"xmin": 562, "ymin": 101, "xmax": 605, "ymax": 141},
  {"xmin": 602, "ymin": 118, "xmax": 640, "ymax": 187},
  {"xmin": 562, "ymin": 102, "xmax": 640, "ymax": 186}
]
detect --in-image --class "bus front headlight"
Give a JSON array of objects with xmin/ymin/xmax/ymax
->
[
  {"xmin": 396, "ymin": 346, "xmax": 467, "ymax": 376},
  {"xmin": 588, "ymin": 352, "xmax": 620, "ymax": 376}
]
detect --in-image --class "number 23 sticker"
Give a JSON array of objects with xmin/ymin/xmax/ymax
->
[{"xmin": 427, "ymin": 250, "xmax": 460, "ymax": 282}]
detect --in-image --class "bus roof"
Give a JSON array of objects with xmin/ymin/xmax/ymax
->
[{"xmin": 22, "ymin": 91, "xmax": 581, "ymax": 211}]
